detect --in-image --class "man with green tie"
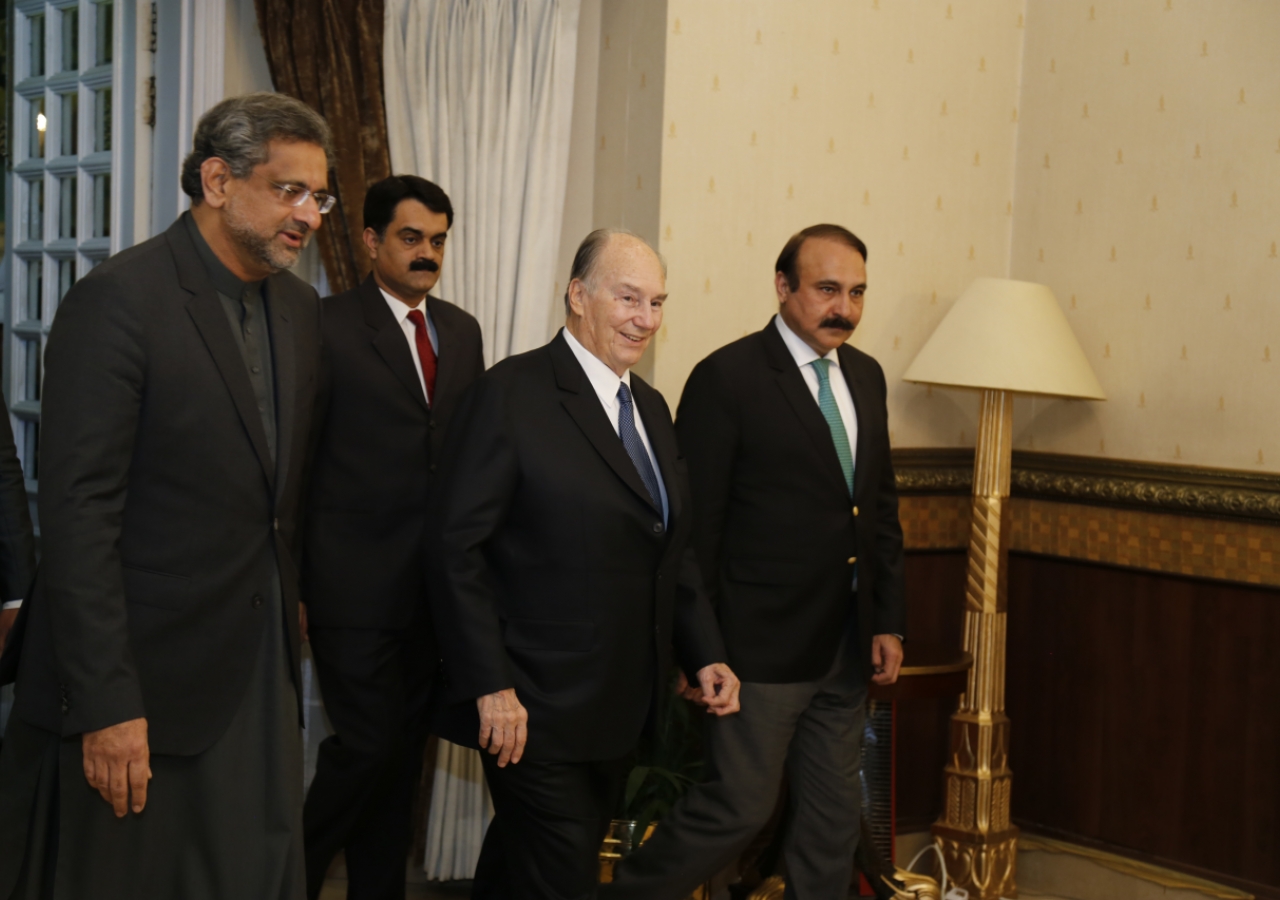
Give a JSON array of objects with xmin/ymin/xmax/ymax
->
[{"xmin": 602, "ymin": 224, "xmax": 907, "ymax": 900}]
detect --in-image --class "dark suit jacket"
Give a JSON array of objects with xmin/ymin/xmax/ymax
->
[
  {"xmin": 674, "ymin": 319, "xmax": 906, "ymax": 684},
  {"xmin": 426, "ymin": 331, "xmax": 726, "ymax": 763},
  {"xmin": 10, "ymin": 216, "xmax": 322, "ymax": 756},
  {"xmin": 304, "ymin": 276, "xmax": 484, "ymax": 629},
  {"xmin": 0, "ymin": 412, "xmax": 37, "ymax": 685}
]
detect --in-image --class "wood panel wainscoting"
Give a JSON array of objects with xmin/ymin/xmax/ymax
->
[{"xmin": 892, "ymin": 449, "xmax": 1280, "ymax": 899}]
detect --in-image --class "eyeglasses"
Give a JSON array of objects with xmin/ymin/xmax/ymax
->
[{"xmin": 264, "ymin": 178, "xmax": 337, "ymax": 215}]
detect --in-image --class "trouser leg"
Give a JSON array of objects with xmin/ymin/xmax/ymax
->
[
  {"xmin": 781, "ymin": 684, "xmax": 867, "ymax": 900},
  {"xmin": 476, "ymin": 754, "xmax": 628, "ymax": 900},
  {"xmin": 304, "ymin": 619, "xmax": 432, "ymax": 900},
  {"xmin": 602, "ymin": 682, "xmax": 815, "ymax": 900}
]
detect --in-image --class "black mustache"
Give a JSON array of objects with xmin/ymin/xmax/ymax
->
[
  {"xmin": 409, "ymin": 258, "xmax": 439, "ymax": 272},
  {"xmin": 820, "ymin": 315, "xmax": 856, "ymax": 330}
]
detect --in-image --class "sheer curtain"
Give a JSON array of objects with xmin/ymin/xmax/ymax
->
[
  {"xmin": 384, "ymin": 0, "xmax": 581, "ymax": 364},
  {"xmin": 382, "ymin": 0, "xmax": 582, "ymax": 878}
]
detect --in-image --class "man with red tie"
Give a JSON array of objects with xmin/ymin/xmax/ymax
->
[{"xmin": 301, "ymin": 176, "xmax": 484, "ymax": 900}]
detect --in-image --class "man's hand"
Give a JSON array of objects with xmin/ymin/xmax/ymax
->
[
  {"xmin": 477, "ymin": 688, "xmax": 528, "ymax": 767},
  {"xmin": 673, "ymin": 670, "xmax": 705, "ymax": 703},
  {"xmin": 0, "ymin": 607, "xmax": 17, "ymax": 656},
  {"xmin": 693, "ymin": 663, "xmax": 741, "ymax": 716},
  {"xmin": 299, "ymin": 601, "xmax": 309, "ymax": 644},
  {"xmin": 82, "ymin": 717, "xmax": 151, "ymax": 817},
  {"xmin": 871, "ymin": 634, "xmax": 904, "ymax": 686}
]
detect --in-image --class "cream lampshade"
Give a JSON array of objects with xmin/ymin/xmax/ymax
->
[
  {"xmin": 903, "ymin": 276, "xmax": 1105, "ymax": 400},
  {"xmin": 902, "ymin": 277, "xmax": 1104, "ymax": 900}
]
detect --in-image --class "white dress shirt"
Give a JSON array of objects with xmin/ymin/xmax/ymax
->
[
  {"xmin": 562, "ymin": 327, "xmax": 669, "ymax": 524},
  {"xmin": 774, "ymin": 314, "xmax": 859, "ymax": 459},
  {"xmin": 380, "ymin": 288, "xmax": 439, "ymax": 404}
]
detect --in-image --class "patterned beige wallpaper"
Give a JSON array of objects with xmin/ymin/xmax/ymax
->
[
  {"xmin": 652, "ymin": 0, "xmax": 1025, "ymax": 449},
  {"xmin": 1008, "ymin": 1, "xmax": 1280, "ymax": 473},
  {"xmin": 624, "ymin": 0, "xmax": 1279, "ymax": 473}
]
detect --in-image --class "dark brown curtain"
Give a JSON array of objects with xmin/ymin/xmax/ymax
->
[{"xmin": 255, "ymin": 0, "xmax": 391, "ymax": 293}]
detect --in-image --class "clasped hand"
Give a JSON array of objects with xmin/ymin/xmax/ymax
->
[{"xmin": 674, "ymin": 662, "xmax": 742, "ymax": 715}]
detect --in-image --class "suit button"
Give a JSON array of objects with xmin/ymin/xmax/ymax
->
[
  {"xmin": 251, "ymin": 595, "xmax": 264, "ymax": 609},
  {"xmin": 653, "ymin": 523, "xmax": 664, "ymax": 534},
  {"xmin": 429, "ymin": 421, "xmax": 437, "ymax": 431},
  {"xmin": 852, "ymin": 506, "xmax": 859, "ymax": 517},
  {"xmin": 847, "ymin": 556, "xmax": 857, "ymax": 565},
  {"xmin": 429, "ymin": 464, "xmax": 437, "ymax": 472}
]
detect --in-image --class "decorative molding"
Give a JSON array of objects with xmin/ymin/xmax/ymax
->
[{"xmin": 894, "ymin": 449, "xmax": 1280, "ymax": 525}]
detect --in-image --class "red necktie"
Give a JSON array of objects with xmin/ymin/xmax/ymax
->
[{"xmin": 406, "ymin": 308, "xmax": 437, "ymax": 404}]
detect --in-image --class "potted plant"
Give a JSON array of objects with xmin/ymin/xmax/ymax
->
[{"xmin": 599, "ymin": 672, "xmax": 705, "ymax": 881}]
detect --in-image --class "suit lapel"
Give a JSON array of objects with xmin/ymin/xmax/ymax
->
[
  {"xmin": 170, "ymin": 221, "xmax": 276, "ymax": 490},
  {"xmin": 838, "ymin": 344, "xmax": 872, "ymax": 502},
  {"xmin": 268, "ymin": 277, "xmax": 297, "ymax": 497},
  {"xmin": 551, "ymin": 333, "xmax": 662, "ymax": 515},
  {"xmin": 631, "ymin": 377, "xmax": 681, "ymax": 524},
  {"xmin": 761, "ymin": 323, "xmax": 849, "ymax": 496},
  {"xmin": 360, "ymin": 277, "xmax": 430, "ymax": 412}
]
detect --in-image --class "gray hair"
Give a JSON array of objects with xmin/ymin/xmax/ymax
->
[
  {"xmin": 180, "ymin": 92, "xmax": 334, "ymax": 202},
  {"xmin": 564, "ymin": 228, "xmax": 667, "ymax": 314}
]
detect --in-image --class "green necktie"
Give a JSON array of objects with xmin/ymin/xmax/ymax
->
[{"xmin": 811, "ymin": 359, "xmax": 854, "ymax": 497}]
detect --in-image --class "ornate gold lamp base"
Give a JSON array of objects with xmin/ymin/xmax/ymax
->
[
  {"xmin": 931, "ymin": 388, "xmax": 1019, "ymax": 899},
  {"xmin": 933, "ymin": 824, "xmax": 1018, "ymax": 899}
]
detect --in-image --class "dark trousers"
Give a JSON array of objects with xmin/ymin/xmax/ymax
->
[
  {"xmin": 602, "ymin": 642, "xmax": 867, "ymax": 900},
  {"xmin": 473, "ymin": 754, "xmax": 631, "ymax": 900},
  {"xmin": 303, "ymin": 617, "xmax": 433, "ymax": 900}
]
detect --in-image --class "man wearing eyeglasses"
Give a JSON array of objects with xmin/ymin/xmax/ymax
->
[{"xmin": 0, "ymin": 93, "xmax": 332, "ymax": 900}]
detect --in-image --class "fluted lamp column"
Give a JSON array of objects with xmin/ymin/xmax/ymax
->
[{"xmin": 902, "ymin": 278, "xmax": 1105, "ymax": 900}]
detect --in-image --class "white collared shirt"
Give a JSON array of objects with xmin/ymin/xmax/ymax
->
[
  {"xmin": 774, "ymin": 314, "xmax": 859, "ymax": 464},
  {"xmin": 380, "ymin": 288, "xmax": 439, "ymax": 404},
  {"xmin": 562, "ymin": 326, "xmax": 669, "ymax": 524}
]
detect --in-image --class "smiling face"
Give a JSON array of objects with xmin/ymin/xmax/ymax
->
[
  {"xmin": 200, "ymin": 138, "xmax": 330, "ymax": 279},
  {"xmin": 775, "ymin": 237, "xmax": 867, "ymax": 354},
  {"xmin": 565, "ymin": 234, "xmax": 667, "ymax": 376},
  {"xmin": 363, "ymin": 199, "xmax": 450, "ymax": 306}
]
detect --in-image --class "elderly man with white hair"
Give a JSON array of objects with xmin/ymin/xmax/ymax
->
[{"xmin": 427, "ymin": 228, "xmax": 741, "ymax": 899}]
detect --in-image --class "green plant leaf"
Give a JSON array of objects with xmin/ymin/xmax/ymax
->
[{"xmin": 624, "ymin": 765, "xmax": 650, "ymax": 809}]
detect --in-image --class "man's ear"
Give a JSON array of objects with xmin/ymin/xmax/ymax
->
[
  {"xmin": 200, "ymin": 158, "xmax": 234, "ymax": 209},
  {"xmin": 363, "ymin": 227, "xmax": 381, "ymax": 260},
  {"xmin": 774, "ymin": 270, "xmax": 791, "ymax": 305},
  {"xmin": 566, "ymin": 279, "xmax": 586, "ymax": 317}
]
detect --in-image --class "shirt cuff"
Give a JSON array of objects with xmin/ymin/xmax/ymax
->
[{"xmin": 2, "ymin": 599, "xmax": 22, "ymax": 610}]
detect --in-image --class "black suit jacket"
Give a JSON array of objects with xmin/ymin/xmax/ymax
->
[
  {"xmin": 0, "ymin": 412, "xmax": 37, "ymax": 685},
  {"xmin": 10, "ymin": 217, "xmax": 322, "ymax": 756},
  {"xmin": 426, "ymin": 331, "xmax": 726, "ymax": 763},
  {"xmin": 674, "ymin": 320, "xmax": 906, "ymax": 684},
  {"xmin": 304, "ymin": 276, "xmax": 484, "ymax": 629}
]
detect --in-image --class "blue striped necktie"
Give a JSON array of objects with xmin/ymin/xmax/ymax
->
[
  {"xmin": 617, "ymin": 382, "xmax": 662, "ymax": 511},
  {"xmin": 811, "ymin": 359, "xmax": 855, "ymax": 497}
]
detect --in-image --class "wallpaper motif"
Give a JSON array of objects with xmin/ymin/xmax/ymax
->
[
  {"xmin": 1009, "ymin": 1, "xmax": 1280, "ymax": 473},
  {"xmin": 620, "ymin": 0, "xmax": 1279, "ymax": 474},
  {"xmin": 653, "ymin": 0, "xmax": 1024, "ymax": 450}
]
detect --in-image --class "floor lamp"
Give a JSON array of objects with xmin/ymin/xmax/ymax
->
[{"xmin": 902, "ymin": 278, "xmax": 1105, "ymax": 899}]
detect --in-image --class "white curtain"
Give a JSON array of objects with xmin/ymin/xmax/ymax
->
[
  {"xmin": 384, "ymin": 0, "xmax": 582, "ymax": 364},
  {"xmin": 422, "ymin": 740, "xmax": 497, "ymax": 880},
  {"xmin": 383, "ymin": 0, "xmax": 582, "ymax": 879}
]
